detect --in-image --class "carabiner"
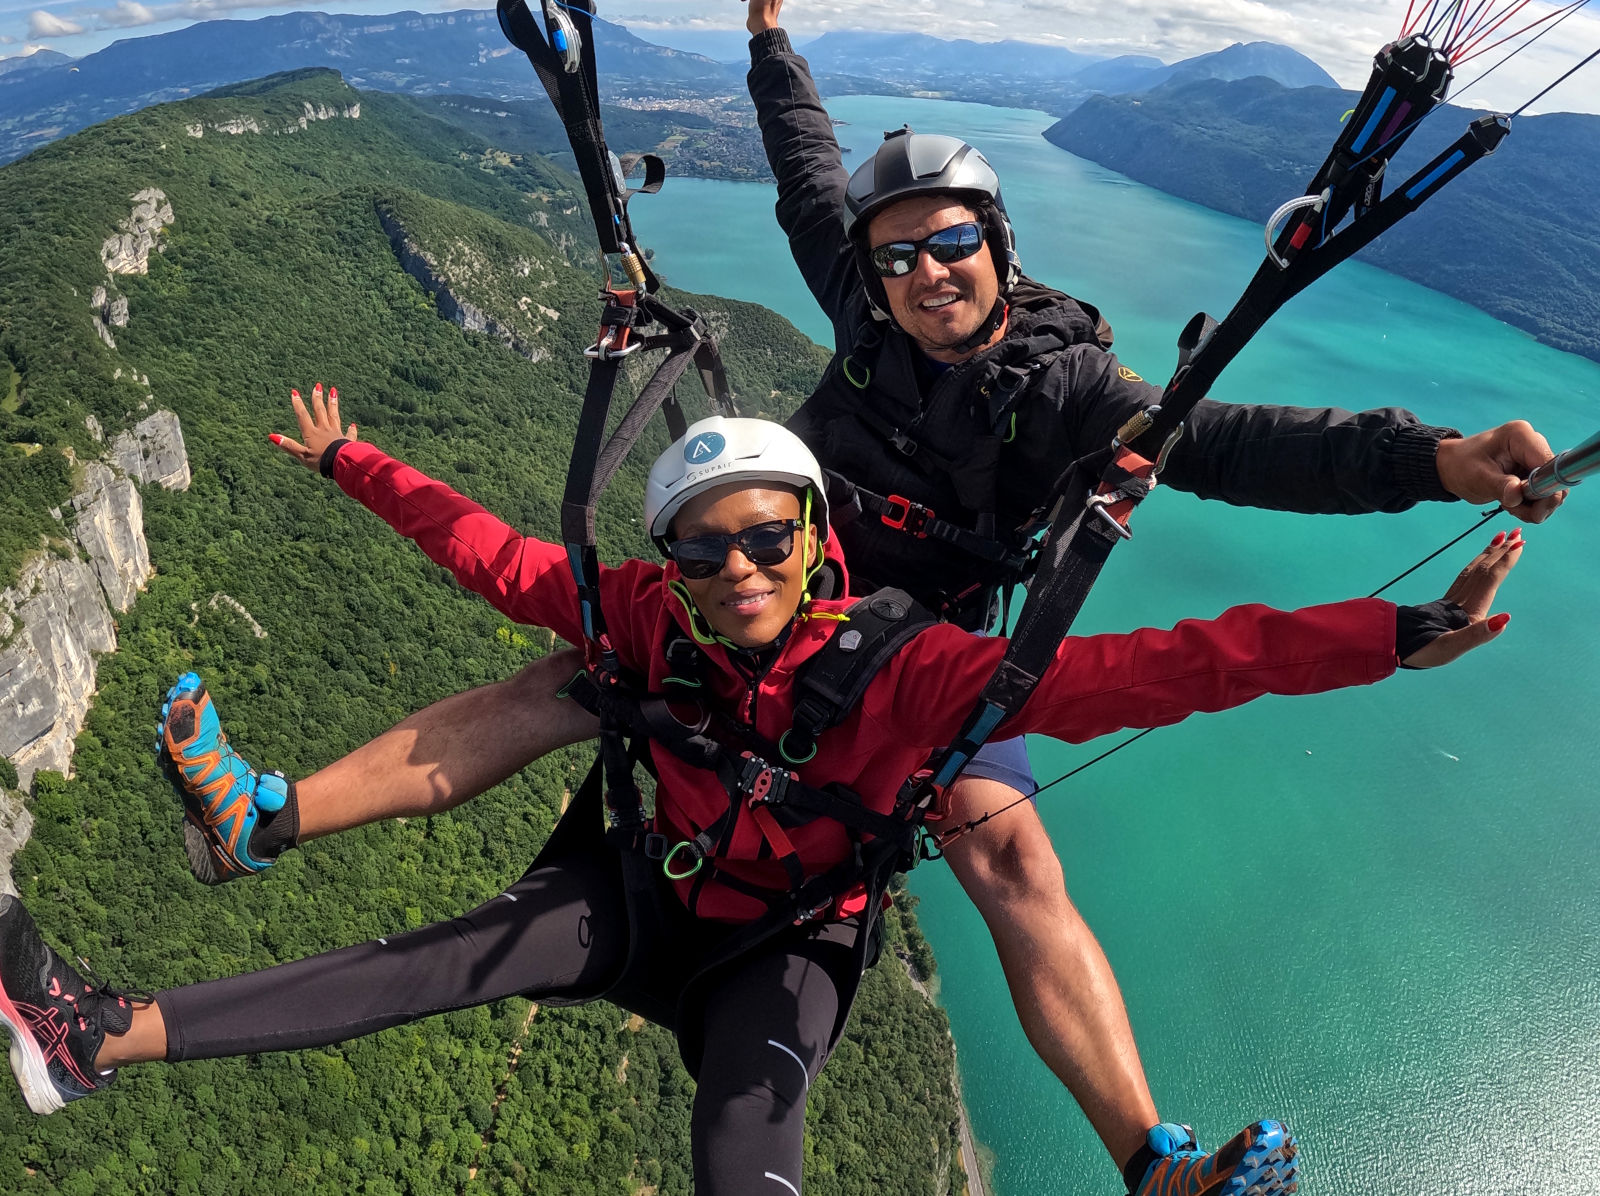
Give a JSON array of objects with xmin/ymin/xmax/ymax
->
[{"xmin": 662, "ymin": 839, "xmax": 704, "ymax": 880}]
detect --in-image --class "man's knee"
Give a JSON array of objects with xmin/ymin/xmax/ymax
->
[{"xmin": 943, "ymin": 777, "xmax": 1067, "ymax": 913}]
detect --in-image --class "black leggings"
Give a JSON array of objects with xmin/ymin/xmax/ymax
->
[{"xmin": 155, "ymin": 855, "xmax": 857, "ymax": 1195}]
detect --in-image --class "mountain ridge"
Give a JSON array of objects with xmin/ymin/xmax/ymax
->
[{"xmin": 1046, "ymin": 75, "xmax": 1600, "ymax": 362}]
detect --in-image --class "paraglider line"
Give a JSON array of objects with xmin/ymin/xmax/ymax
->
[{"xmin": 1365, "ymin": 506, "xmax": 1504, "ymax": 597}]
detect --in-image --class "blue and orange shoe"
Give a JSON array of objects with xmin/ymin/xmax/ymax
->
[
  {"xmin": 157, "ymin": 672, "xmax": 294, "ymax": 884},
  {"xmin": 1130, "ymin": 1120, "xmax": 1298, "ymax": 1196},
  {"xmin": 0, "ymin": 895, "xmax": 137, "ymax": 1113}
]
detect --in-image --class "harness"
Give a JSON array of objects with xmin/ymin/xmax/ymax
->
[
  {"xmin": 561, "ymin": 586, "xmax": 939, "ymax": 937},
  {"xmin": 820, "ymin": 291, "xmax": 1107, "ymax": 625},
  {"xmin": 497, "ymin": 0, "xmax": 945, "ymax": 978}
]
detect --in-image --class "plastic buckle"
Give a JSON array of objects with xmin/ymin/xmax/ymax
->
[
  {"xmin": 643, "ymin": 833, "xmax": 669, "ymax": 861},
  {"xmin": 738, "ymin": 751, "xmax": 793, "ymax": 807},
  {"xmin": 881, "ymin": 494, "xmax": 932, "ymax": 537},
  {"xmin": 888, "ymin": 431, "xmax": 918, "ymax": 457}
]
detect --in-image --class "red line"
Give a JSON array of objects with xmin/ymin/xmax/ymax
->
[{"xmin": 1450, "ymin": 0, "xmax": 1536, "ymax": 60}]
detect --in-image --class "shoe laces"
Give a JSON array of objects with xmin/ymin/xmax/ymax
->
[{"xmin": 69, "ymin": 956, "xmax": 152, "ymax": 1038}]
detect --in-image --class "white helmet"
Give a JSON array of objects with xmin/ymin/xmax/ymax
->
[{"xmin": 645, "ymin": 417, "xmax": 829, "ymax": 545}]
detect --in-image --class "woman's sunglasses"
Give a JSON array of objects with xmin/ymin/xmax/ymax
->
[
  {"xmin": 868, "ymin": 221, "xmax": 985, "ymax": 278},
  {"xmin": 666, "ymin": 519, "xmax": 805, "ymax": 580}
]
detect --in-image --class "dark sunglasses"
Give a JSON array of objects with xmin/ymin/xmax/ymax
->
[
  {"xmin": 868, "ymin": 221, "xmax": 985, "ymax": 278},
  {"xmin": 667, "ymin": 519, "xmax": 805, "ymax": 580}
]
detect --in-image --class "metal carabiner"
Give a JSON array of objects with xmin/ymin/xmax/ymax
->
[
  {"xmin": 1084, "ymin": 492, "xmax": 1135, "ymax": 541},
  {"xmin": 1264, "ymin": 191, "xmax": 1327, "ymax": 269},
  {"xmin": 543, "ymin": 0, "xmax": 582, "ymax": 73}
]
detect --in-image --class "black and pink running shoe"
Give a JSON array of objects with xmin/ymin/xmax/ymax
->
[{"xmin": 0, "ymin": 895, "xmax": 136, "ymax": 1113}]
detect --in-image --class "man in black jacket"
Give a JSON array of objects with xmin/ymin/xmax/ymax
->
[{"xmin": 737, "ymin": 1, "xmax": 1565, "ymax": 1192}]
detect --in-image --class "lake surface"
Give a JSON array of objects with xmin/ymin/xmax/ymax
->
[{"xmin": 631, "ymin": 95, "xmax": 1600, "ymax": 1196}]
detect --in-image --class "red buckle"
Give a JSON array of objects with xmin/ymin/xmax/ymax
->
[
  {"xmin": 881, "ymin": 494, "xmax": 932, "ymax": 537},
  {"xmin": 586, "ymin": 288, "xmax": 642, "ymax": 359}
]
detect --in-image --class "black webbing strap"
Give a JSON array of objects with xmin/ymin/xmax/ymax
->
[
  {"xmin": 497, "ymin": 0, "xmax": 661, "ymax": 284},
  {"xmin": 838, "ymin": 479, "xmax": 1027, "ymax": 567}
]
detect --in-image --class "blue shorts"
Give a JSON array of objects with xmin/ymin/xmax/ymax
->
[{"xmin": 962, "ymin": 736, "xmax": 1038, "ymax": 799}]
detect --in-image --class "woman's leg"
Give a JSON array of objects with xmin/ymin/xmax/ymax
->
[
  {"xmin": 105, "ymin": 852, "xmax": 627, "ymax": 1066},
  {"xmin": 688, "ymin": 929, "xmax": 859, "ymax": 1196}
]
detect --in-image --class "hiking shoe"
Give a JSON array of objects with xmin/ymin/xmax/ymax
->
[
  {"xmin": 157, "ymin": 672, "xmax": 292, "ymax": 884},
  {"xmin": 0, "ymin": 895, "xmax": 135, "ymax": 1113},
  {"xmin": 1130, "ymin": 1120, "xmax": 1298, "ymax": 1196}
]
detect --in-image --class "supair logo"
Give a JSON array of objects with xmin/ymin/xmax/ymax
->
[{"xmin": 685, "ymin": 431, "xmax": 726, "ymax": 465}]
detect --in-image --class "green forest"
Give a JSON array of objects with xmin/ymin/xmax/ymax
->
[{"xmin": 0, "ymin": 68, "xmax": 965, "ymax": 1194}]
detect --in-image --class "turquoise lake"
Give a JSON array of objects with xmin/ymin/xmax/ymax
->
[{"xmin": 630, "ymin": 96, "xmax": 1600, "ymax": 1196}]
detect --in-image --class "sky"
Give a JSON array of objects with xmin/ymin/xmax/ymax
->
[{"xmin": 2, "ymin": 0, "xmax": 1599, "ymax": 114}]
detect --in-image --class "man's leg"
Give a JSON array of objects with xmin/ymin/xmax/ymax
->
[
  {"xmin": 162, "ymin": 649, "xmax": 600, "ymax": 879},
  {"xmin": 940, "ymin": 772, "xmax": 1157, "ymax": 1169}
]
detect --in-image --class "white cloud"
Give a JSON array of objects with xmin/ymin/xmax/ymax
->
[
  {"xmin": 28, "ymin": 8, "xmax": 84, "ymax": 35},
  {"xmin": 606, "ymin": 0, "xmax": 1600, "ymax": 111},
  {"xmin": 102, "ymin": 0, "xmax": 154, "ymax": 25}
]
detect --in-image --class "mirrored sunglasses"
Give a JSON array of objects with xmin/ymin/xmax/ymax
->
[{"xmin": 868, "ymin": 221, "xmax": 985, "ymax": 278}]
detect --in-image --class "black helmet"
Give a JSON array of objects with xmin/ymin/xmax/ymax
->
[{"xmin": 842, "ymin": 127, "xmax": 1020, "ymax": 329}]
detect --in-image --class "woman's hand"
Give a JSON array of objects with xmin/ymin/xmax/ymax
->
[
  {"xmin": 746, "ymin": 0, "xmax": 783, "ymax": 36},
  {"xmin": 270, "ymin": 383, "xmax": 357, "ymax": 472},
  {"xmin": 1400, "ymin": 528, "xmax": 1522, "ymax": 668}
]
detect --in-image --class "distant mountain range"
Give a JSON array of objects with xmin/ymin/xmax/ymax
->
[
  {"xmin": 798, "ymin": 33, "xmax": 1336, "ymax": 95},
  {"xmin": 1046, "ymin": 76, "xmax": 1600, "ymax": 362},
  {"xmin": 0, "ymin": 9, "xmax": 741, "ymax": 163},
  {"xmin": 0, "ymin": 48, "xmax": 73, "ymax": 78},
  {"xmin": 0, "ymin": 9, "xmax": 1339, "ymax": 165}
]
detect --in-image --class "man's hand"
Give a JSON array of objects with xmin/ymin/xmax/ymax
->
[
  {"xmin": 1436, "ymin": 420, "xmax": 1567, "ymax": 522},
  {"xmin": 746, "ymin": 0, "xmax": 783, "ymax": 36},
  {"xmin": 1400, "ymin": 528, "xmax": 1522, "ymax": 668},
  {"xmin": 270, "ymin": 383, "xmax": 357, "ymax": 471}
]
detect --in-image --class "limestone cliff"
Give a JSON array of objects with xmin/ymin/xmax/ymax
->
[
  {"xmin": 0, "ymin": 411, "xmax": 189, "ymax": 794},
  {"xmin": 113, "ymin": 410, "xmax": 192, "ymax": 491},
  {"xmin": 376, "ymin": 204, "xmax": 552, "ymax": 363}
]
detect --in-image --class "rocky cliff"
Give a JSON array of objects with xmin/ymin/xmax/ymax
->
[
  {"xmin": 376, "ymin": 203, "xmax": 552, "ymax": 362},
  {"xmin": 0, "ymin": 411, "xmax": 191, "ymax": 891}
]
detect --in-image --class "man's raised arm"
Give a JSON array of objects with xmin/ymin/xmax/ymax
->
[{"xmin": 746, "ymin": 0, "xmax": 861, "ymax": 337}]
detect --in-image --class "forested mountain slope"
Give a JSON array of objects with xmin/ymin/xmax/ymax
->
[
  {"xmin": 0, "ymin": 68, "xmax": 963, "ymax": 1195},
  {"xmin": 1047, "ymin": 76, "xmax": 1600, "ymax": 362}
]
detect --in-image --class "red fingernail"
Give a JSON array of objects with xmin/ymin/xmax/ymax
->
[
  {"xmin": 1491, "ymin": 531, "xmax": 1505, "ymax": 545},
  {"xmin": 1490, "ymin": 612, "xmax": 1511, "ymax": 631},
  {"xmin": 330, "ymin": 387, "xmax": 338, "ymax": 400},
  {"xmin": 268, "ymin": 433, "xmax": 283, "ymax": 446},
  {"xmin": 291, "ymin": 389, "xmax": 300, "ymax": 399}
]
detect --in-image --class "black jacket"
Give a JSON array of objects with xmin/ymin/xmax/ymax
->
[{"xmin": 748, "ymin": 28, "xmax": 1459, "ymax": 626}]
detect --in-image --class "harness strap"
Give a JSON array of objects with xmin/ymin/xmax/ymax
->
[{"xmin": 828, "ymin": 473, "xmax": 1030, "ymax": 568}]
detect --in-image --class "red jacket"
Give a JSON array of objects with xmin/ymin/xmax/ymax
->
[{"xmin": 334, "ymin": 441, "xmax": 1398, "ymax": 921}]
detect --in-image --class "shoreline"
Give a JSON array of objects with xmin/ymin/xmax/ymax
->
[{"xmin": 897, "ymin": 947, "xmax": 991, "ymax": 1196}]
